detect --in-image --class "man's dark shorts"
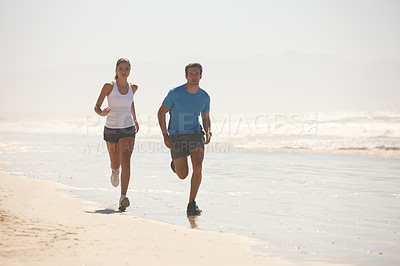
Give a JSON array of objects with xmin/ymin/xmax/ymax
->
[
  {"xmin": 170, "ymin": 129, "xmax": 205, "ymax": 160},
  {"xmin": 103, "ymin": 126, "xmax": 136, "ymax": 144}
]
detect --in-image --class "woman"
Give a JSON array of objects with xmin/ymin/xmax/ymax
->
[{"xmin": 94, "ymin": 58, "xmax": 139, "ymax": 211}]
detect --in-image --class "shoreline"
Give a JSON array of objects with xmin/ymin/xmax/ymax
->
[
  {"xmin": 230, "ymin": 146, "xmax": 400, "ymax": 160},
  {"xmin": 0, "ymin": 170, "xmax": 355, "ymax": 266}
]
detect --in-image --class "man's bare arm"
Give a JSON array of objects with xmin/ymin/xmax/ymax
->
[{"xmin": 158, "ymin": 104, "xmax": 173, "ymax": 149}]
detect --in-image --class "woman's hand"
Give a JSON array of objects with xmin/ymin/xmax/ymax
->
[
  {"xmin": 134, "ymin": 120, "xmax": 140, "ymax": 133},
  {"xmin": 101, "ymin": 107, "xmax": 111, "ymax": 116}
]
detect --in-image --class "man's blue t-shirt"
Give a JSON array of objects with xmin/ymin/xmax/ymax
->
[{"xmin": 162, "ymin": 84, "xmax": 210, "ymax": 136}]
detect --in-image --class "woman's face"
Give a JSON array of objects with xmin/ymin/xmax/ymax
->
[{"xmin": 116, "ymin": 62, "xmax": 131, "ymax": 79}]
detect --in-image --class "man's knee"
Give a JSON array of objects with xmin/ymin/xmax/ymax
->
[
  {"xmin": 192, "ymin": 159, "xmax": 203, "ymax": 170},
  {"xmin": 175, "ymin": 163, "xmax": 189, "ymax": 179},
  {"xmin": 177, "ymin": 170, "xmax": 189, "ymax": 180},
  {"xmin": 190, "ymin": 148, "xmax": 204, "ymax": 169},
  {"xmin": 173, "ymin": 156, "xmax": 188, "ymax": 179}
]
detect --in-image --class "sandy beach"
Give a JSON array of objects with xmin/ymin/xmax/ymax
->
[{"xmin": 0, "ymin": 170, "xmax": 355, "ymax": 266}]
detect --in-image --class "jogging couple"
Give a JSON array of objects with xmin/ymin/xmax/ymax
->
[{"xmin": 94, "ymin": 58, "xmax": 211, "ymax": 216}]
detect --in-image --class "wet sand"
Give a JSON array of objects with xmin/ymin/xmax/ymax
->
[{"xmin": 0, "ymin": 170, "xmax": 356, "ymax": 266}]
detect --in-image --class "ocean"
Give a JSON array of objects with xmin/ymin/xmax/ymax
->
[{"xmin": 0, "ymin": 111, "xmax": 399, "ymax": 265}]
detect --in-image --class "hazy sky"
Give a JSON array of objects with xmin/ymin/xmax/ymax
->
[{"xmin": 1, "ymin": 0, "xmax": 399, "ymax": 116}]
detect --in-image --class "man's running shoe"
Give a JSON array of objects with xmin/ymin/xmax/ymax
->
[
  {"xmin": 170, "ymin": 161, "xmax": 176, "ymax": 173},
  {"xmin": 118, "ymin": 195, "xmax": 130, "ymax": 211},
  {"xmin": 110, "ymin": 170, "xmax": 120, "ymax": 187},
  {"xmin": 186, "ymin": 200, "xmax": 202, "ymax": 216}
]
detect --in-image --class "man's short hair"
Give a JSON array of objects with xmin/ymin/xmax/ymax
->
[{"xmin": 185, "ymin": 63, "xmax": 203, "ymax": 75}]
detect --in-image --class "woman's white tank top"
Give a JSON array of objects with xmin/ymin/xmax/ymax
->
[{"xmin": 105, "ymin": 81, "xmax": 134, "ymax": 129}]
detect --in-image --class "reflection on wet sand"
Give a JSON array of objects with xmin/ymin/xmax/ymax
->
[{"xmin": 187, "ymin": 215, "xmax": 198, "ymax": 229}]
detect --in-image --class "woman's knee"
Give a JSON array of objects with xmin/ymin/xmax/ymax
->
[{"xmin": 120, "ymin": 159, "xmax": 131, "ymax": 168}]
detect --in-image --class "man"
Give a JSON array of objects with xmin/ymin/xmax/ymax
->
[{"xmin": 157, "ymin": 63, "xmax": 211, "ymax": 216}]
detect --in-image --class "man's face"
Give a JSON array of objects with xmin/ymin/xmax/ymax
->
[{"xmin": 186, "ymin": 67, "xmax": 202, "ymax": 85}]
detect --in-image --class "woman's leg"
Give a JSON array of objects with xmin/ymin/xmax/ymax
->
[
  {"xmin": 118, "ymin": 137, "xmax": 135, "ymax": 196},
  {"xmin": 106, "ymin": 142, "xmax": 120, "ymax": 172}
]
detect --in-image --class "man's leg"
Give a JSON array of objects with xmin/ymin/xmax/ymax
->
[
  {"xmin": 173, "ymin": 156, "xmax": 189, "ymax": 180},
  {"xmin": 171, "ymin": 136, "xmax": 189, "ymax": 179},
  {"xmin": 188, "ymin": 148, "xmax": 204, "ymax": 203}
]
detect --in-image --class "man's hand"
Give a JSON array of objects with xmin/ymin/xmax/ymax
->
[
  {"xmin": 205, "ymin": 132, "xmax": 211, "ymax": 145},
  {"xmin": 163, "ymin": 134, "xmax": 173, "ymax": 149}
]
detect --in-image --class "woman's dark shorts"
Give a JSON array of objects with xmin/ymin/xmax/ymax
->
[
  {"xmin": 103, "ymin": 126, "xmax": 136, "ymax": 144},
  {"xmin": 170, "ymin": 129, "xmax": 205, "ymax": 160}
]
